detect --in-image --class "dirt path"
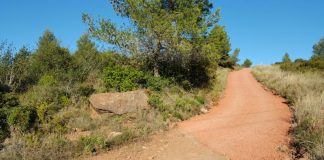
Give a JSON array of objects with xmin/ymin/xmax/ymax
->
[
  {"xmin": 86, "ymin": 130, "xmax": 227, "ymax": 160},
  {"xmin": 179, "ymin": 68, "xmax": 292, "ymax": 159},
  {"xmin": 85, "ymin": 69, "xmax": 292, "ymax": 160}
]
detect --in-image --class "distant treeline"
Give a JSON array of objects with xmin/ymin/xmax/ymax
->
[{"xmin": 277, "ymin": 37, "xmax": 324, "ymax": 72}]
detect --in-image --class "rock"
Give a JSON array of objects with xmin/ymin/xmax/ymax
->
[
  {"xmin": 73, "ymin": 128, "xmax": 82, "ymax": 132},
  {"xmin": 89, "ymin": 90, "xmax": 150, "ymax": 115},
  {"xmin": 200, "ymin": 107, "xmax": 208, "ymax": 113},
  {"xmin": 109, "ymin": 131, "xmax": 122, "ymax": 138}
]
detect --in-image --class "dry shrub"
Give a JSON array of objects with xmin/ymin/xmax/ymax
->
[{"xmin": 0, "ymin": 133, "xmax": 79, "ymax": 160}]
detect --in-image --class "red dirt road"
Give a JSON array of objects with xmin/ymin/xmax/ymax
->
[{"xmin": 179, "ymin": 69, "xmax": 292, "ymax": 160}]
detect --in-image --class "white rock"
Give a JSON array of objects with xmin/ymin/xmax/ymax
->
[
  {"xmin": 200, "ymin": 107, "xmax": 208, "ymax": 113},
  {"xmin": 109, "ymin": 131, "xmax": 122, "ymax": 138}
]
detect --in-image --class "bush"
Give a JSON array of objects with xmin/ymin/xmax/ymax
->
[
  {"xmin": 148, "ymin": 95, "xmax": 172, "ymax": 120},
  {"xmin": 77, "ymin": 84, "xmax": 95, "ymax": 97},
  {"xmin": 77, "ymin": 129, "xmax": 135, "ymax": 153},
  {"xmin": 102, "ymin": 65, "xmax": 145, "ymax": 92},
  {"xmin": 38, "ymin": 75, "xmax": 57, "ymax": 86},
  {"xmin": 149, "ymin": 93, "xmax": 202, "ymax": 121},
  {"xmin": 20, "ymin": 83, "xmax": 69, "ymax": 126},
  {"xmin": 60, "ymin": 96, "xmax": 71, "ymax": 106},
  {"xmin": 194, "ymin": 96, "xmax": 205, "ymax": 105},
  {"xmin": 280, "ymin": 56, "xmax": 324, "ymax": 72},
  {"xmin": 7, "ymin": 107, "xmax": 37, "ymax": 132},
  {"xmin": 77, "ymin": 135, "xmax": 107, "ymax": 153},
  {"xmin": 0, "ymin": 93, "xmax": 19, "ymax": 108},
  {"xmin": 145, "ymin": 75, "xmax": 169, "ymax": 91},
  {"xmin": 181, "ymin": 80, "xmax": 192, "ymax": 91},
  {"xmin": 174, "ymin": 98, "xmax": 201, "ymax": 120},
  {"xmin": 0, "ymin": 133, "xmax": 78, "ymax": 160},
  {"xmin": 148, "ymin": 95, "xmax": 163, "ymax": 108},
  {"xmin": 0, "ymin": 109, "xmax": 10, "ymax": 143},
  {"xmin": 242, "ymin": 59, "xmax": 252, "ymax": 68}
]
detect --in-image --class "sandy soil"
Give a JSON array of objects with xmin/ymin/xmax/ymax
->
[{"xmin": 83, "ymin": 69, "xmax": 292, "ymax": 160}]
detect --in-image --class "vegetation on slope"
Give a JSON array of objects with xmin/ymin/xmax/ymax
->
[
  {"xmin": 0, "ymin": 1, "xmax": 235, "ymax": 159},
  {"xmin": 277, "ymin": 37, "xmax": 324, "ymax": 73}
]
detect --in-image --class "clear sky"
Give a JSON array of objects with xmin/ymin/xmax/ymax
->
[{"xmin": 1, "ymin": 0, "xmax": 323, "ymax": 65}]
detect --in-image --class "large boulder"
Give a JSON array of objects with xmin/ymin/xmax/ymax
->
[{"xmin": 89, "ymin": 90, "xmax": 150, "ymax": 115}]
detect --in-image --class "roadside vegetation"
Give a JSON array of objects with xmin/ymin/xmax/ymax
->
[
  {"xmin": 277, "ymin": 38, "xmax": 324, "ymax": 73},
  {"xmin": 0, "ymin": 1, "xmax": 236, "ymax": 159},
  {"xmin": 242, "ymin": 58, "xmax": 252, "ymax": 68},
  {"xmin": 252, "ymin": 37, "xmax": 324, "ymax": 159}
]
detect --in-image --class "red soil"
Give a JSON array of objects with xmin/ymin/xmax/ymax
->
[{"xmin": 179, "ymin": 68, "xmax": 292, "ymax": 160}]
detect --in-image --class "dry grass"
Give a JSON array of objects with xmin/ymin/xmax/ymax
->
[{"xmin": 252, "ymin": 65, "xmax": 324, "ymax": 159}]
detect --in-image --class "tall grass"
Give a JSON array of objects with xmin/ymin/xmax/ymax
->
[{"xmin": 252, "ymin": 65, "xmax": 324, "ymax": 159}]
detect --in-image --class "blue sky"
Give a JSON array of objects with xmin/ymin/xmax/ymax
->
[{"xmin": 0, "ymin": 0, "xmax": 323, "ymax": 65}]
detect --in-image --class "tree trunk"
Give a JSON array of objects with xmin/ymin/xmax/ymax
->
[
  {"xmin": 153, "ymin": 64, "xmax": 160, "ymax": 77},
  {"xmin": 153, "ymin": 41, "xmax": 162, "ymax": 77}
]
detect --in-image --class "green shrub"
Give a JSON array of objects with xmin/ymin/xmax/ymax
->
[
  {"xmin": 148, "ymin": 95, "xmax": 163, "ymax": 108},
  {"xmin": 181, "ymin": 80, "xmax": 192, "ymax": 91},
  {"xmin": 77, "ymin": 84, "xmax": 95, "ymax": 97},
  {"xmin": 77, "ymin": 129, "xmax": 135, "ymax": 153},
  {"xmin": 148, "ymin": 95, "xmax": 172, "ymax": 120},
  {"xmin": 194, "ymin": 96, "xmax": 205, "ymax": 104},
  {"xmin": 60, "ymin": 96, "xmax": 71, "ymax": 106},
  {"xmin": 174, "ymin": 97, "xmax": 202, "ymax": 120},
  {"xmin": 145, "ymin": 75, "xmax": 169, "ymax": 91},
  {"xmin": 7, "ymin": 107, "xmax": 37, "ymax": 132},
  {"xmin": 38, "ymin": 75, "xmax": 57, "ymax": 86},
  {"xmin": 280, "ymin": 56, "xmax": 324, "ymax": 72},
  {"xmin": 242, "ymin": 59, "xmax": 253, "ymax": 68},
  {"xmin": 77, "ymin": 135, "xmax": 107, "ymax": 153},
  {"xmin": 102, "ymin": 65, "xmax": 145, "ymax": 92},
  {"xmin": 0, "ymin": 109, "xmax": 10, "ymax": 143},
  {"xmin": 0, "ymin": 93, "xmax": 19, "ymax": 108},
  {"xmin": 48, "ymin": 109, "xmax": 75, "ymax": 133},
  {"xmin": 175, "ymin": 98, "xmax": 188, "ymax": 110}
]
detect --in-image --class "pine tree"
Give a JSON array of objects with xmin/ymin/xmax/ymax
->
[
  {"xmin": 242, "ymin": 59, "xmax": 252, "ymax": 68},
  {"xmin": 313, "ymin": 37, "xmax": 324, "ymax": 58},
  {"xmin": 73, "ymin": 34, "xmax": 99, "ymax": 81},
  {"xmin": 282, "ymin": 53, "xmax": 291, "ymax": 63},
  {"xmin": 33, "ymin": 30, "xmax": 71, "ymax": 78}
]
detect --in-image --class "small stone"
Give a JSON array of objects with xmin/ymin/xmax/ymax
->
[
  {"xmin": 200, "ymin": 107, "xmax": 208, "ymax": 113},
  {"xmin": 109, "ymin": 131, "xmax": 122, "ymax": 138}
]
